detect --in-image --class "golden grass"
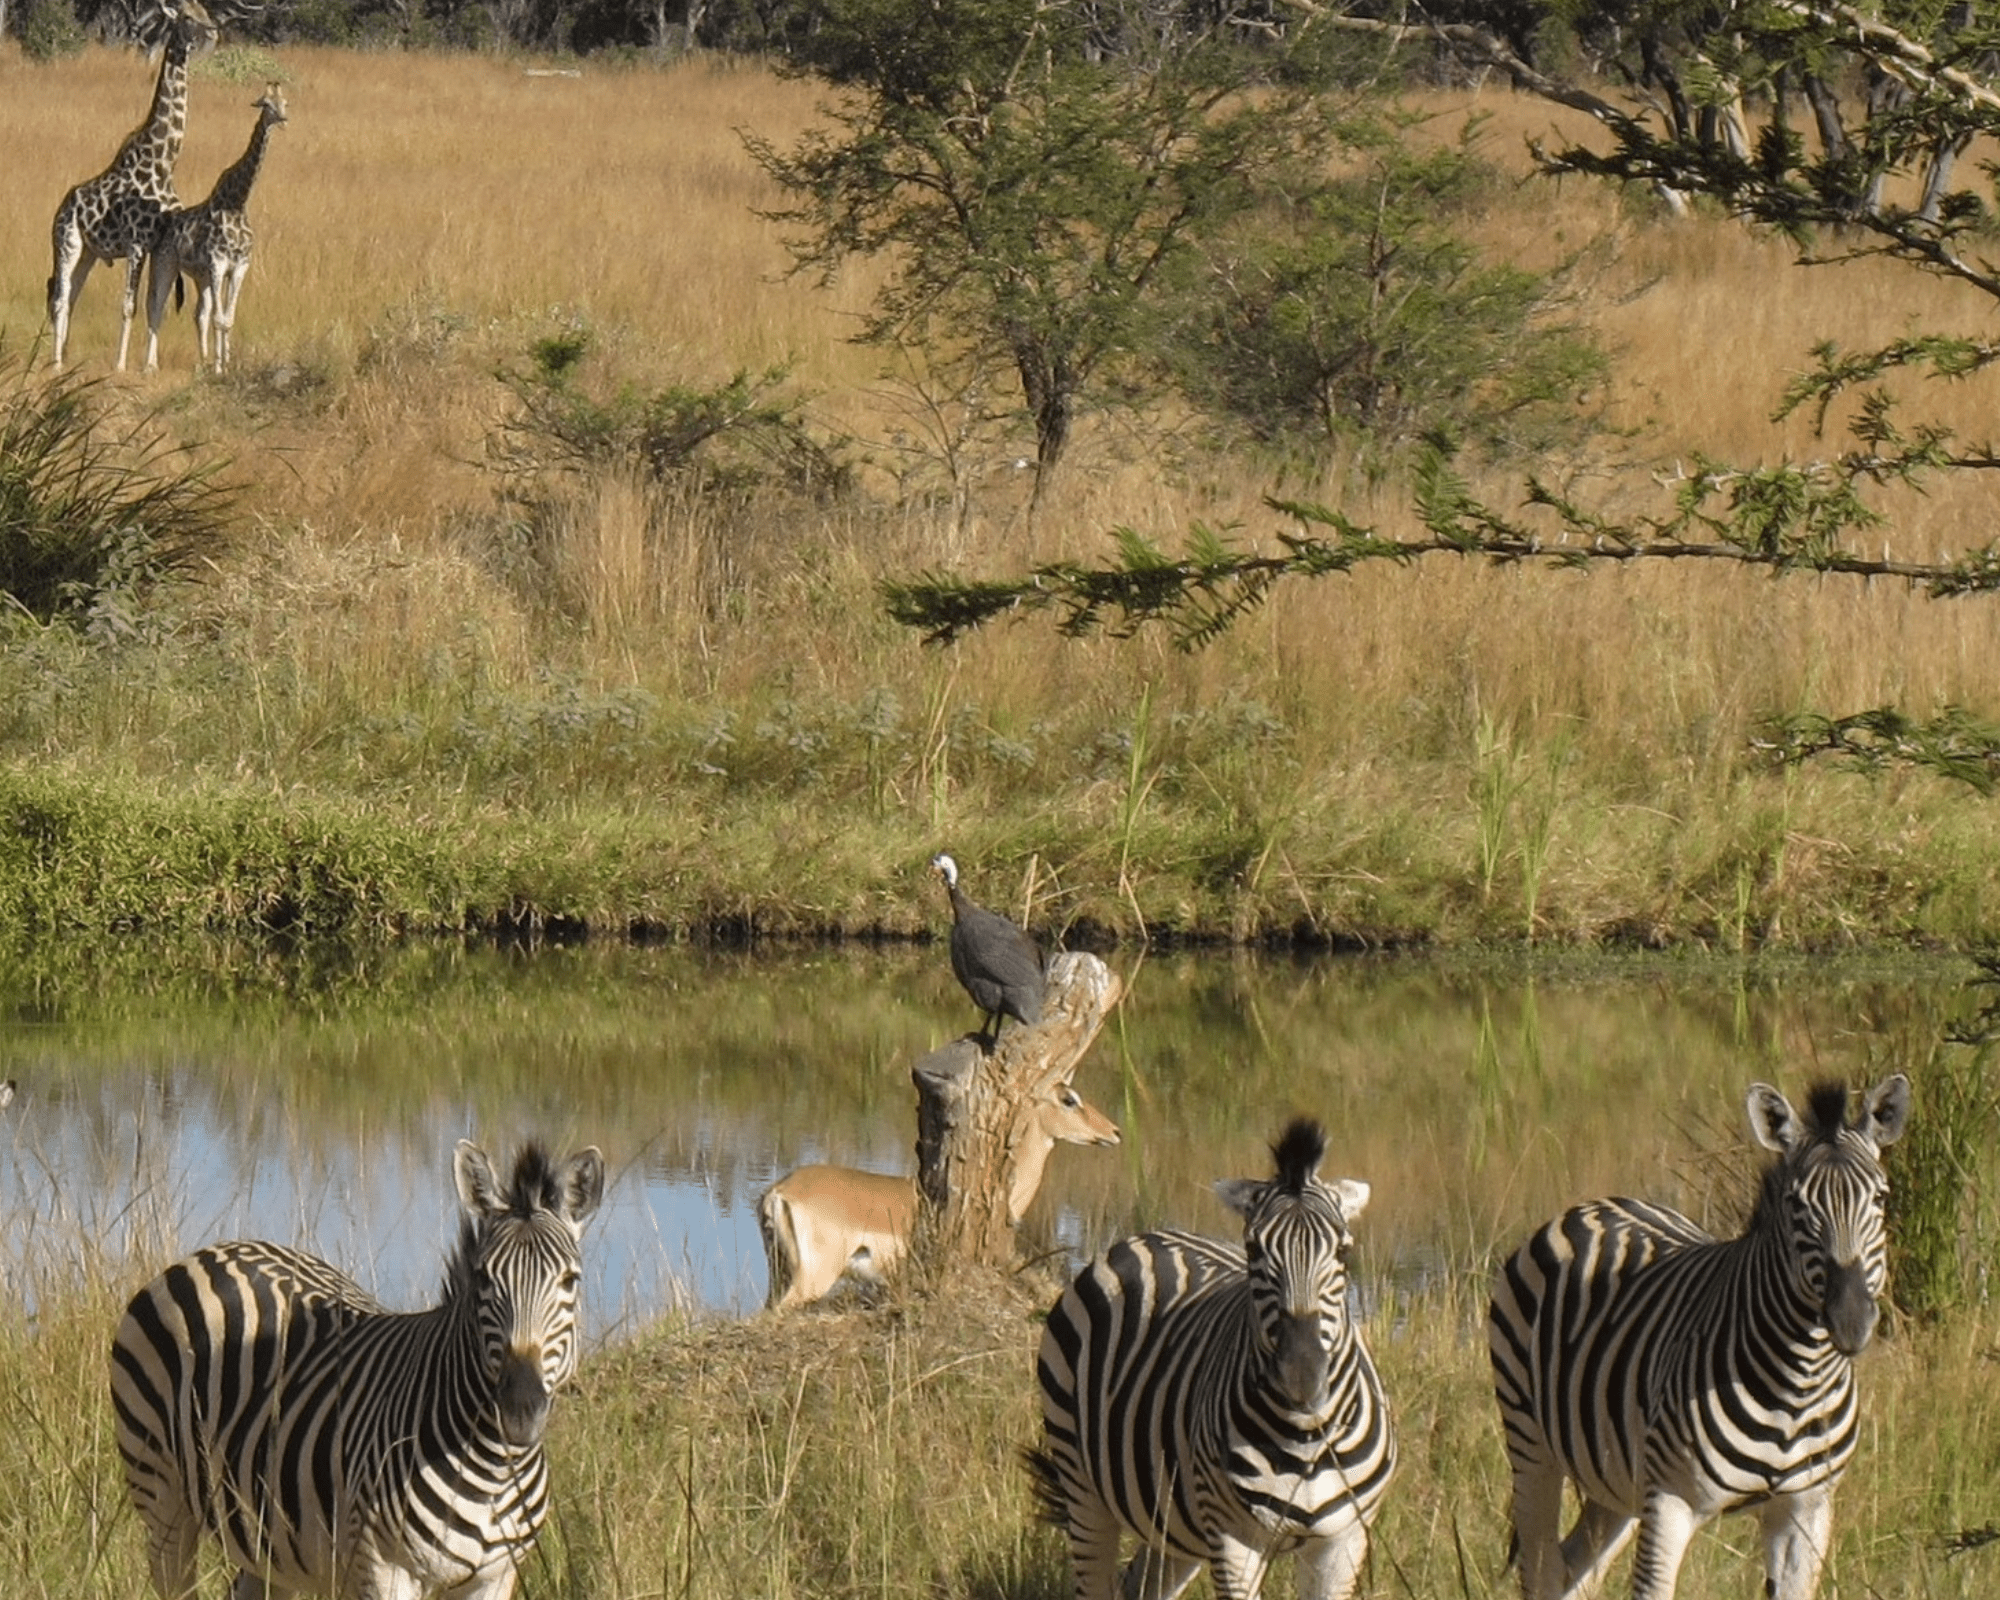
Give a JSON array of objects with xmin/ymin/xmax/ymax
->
[{"xmin": 5, "ymin": 44, "xmax": 2000, "ymax": 943}]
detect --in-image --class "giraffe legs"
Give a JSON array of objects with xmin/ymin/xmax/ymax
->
[
  {"xmin": 115, "ymin": 249, "xmax": 147, "ymax": 373},
  {"xmin": 48, "ymin": 228, "xmax": 92, "ymax": 373},
  {"xmin": 143, "ymin": 245, "xmax": 179, "ymax": 374},
  {"xmin": 214, "ymin": 256, "xmax": 251, "ymax": 373}
]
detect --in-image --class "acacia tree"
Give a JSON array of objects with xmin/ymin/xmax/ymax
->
[
  {"xmin": 883, "ymin": 0, "xmax": 2000, "ymax": 784},
  {"xmin": 743, "ymin": 0, "xmax": 1358, "ymax": 489}
]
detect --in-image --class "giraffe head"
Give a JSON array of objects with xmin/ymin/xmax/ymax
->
[
  {"xmin": 253, "ymin": 82, "xmax": 288, "ymax": 130},
  {"xmin": 131, "ymin": 0, "xmax": 220, "ymax": 61}
]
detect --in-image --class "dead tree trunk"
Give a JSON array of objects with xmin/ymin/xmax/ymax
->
[{"xmin": 910, "ymin": 951, "xmax": 1122, "ymax": 1271}]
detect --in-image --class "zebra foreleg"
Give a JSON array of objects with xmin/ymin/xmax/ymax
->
[
  {"xmin": 1201, "ymin": 1531, "xmax": 1274, "ymax": 1600},
  {"xmin": 1757, "ymin": 1488, "xmax": 1833, "ymax": 1600},
  {"xmin": 1557, "ymin": 1498, "xmax": 1636, "ymax": 1600},
  {"xmin": 1295, "ymin": 1525, "xmax": 1370, "ymax": 1600},
  {"xmin": 1506, "ymin": 1458, "xmax": 1567, "ymax": 1599},
  {"xmin": 1058, "ymin": 1500, "xmax": 1128, "ymax": 1600},
  {"xmin": 1117, "ymin": 1542, "xmax": 1201, "ymax": 1600},
  {"xmin": 139, "ymin": 1509, "xmax": 200, "ymax": 1600},
  {"xmin": 1629, "ymin": 1489, "xmax": 1700, "ymax": 1600}
]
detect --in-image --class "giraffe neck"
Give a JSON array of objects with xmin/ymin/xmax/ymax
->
[
  {"xmin": 209, "ymin": 119, "xmax": 275, "ymax": 214},
  {"xmin": 110, "ymin": 30, "xmax": 197, "ymax": 194}
]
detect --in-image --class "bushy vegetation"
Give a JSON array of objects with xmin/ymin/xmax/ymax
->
[
  {"xmin": 0, "ymin": 345, "xmax": 233, "ymax": 635},
  {"xmin": 4, "ymin": 47, "xmax": 2000, "ymax": 953}
]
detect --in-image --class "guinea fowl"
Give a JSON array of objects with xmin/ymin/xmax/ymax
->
[{"xmin": 931, "ymin": 853, "xmax": 1047, "ymax": 1042}]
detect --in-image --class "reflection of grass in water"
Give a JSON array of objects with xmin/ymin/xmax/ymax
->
[{"xmin": 0, "ymin": 941, "xmax": 1988, "ymax": 1320}]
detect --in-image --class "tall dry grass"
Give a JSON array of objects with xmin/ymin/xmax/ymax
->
[{"xmin": 3, "ymin": 43, "xmax": 2000, "ymax": 940}]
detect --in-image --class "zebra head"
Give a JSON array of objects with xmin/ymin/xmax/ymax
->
[
  {"xmin": 1746, "ymin": 1074, "xmax": 1909, "ymax": 1358},
  {"xmin": 1215, "ymin": 1118, "xmax": 1370, "ymax": 1414},
  {"xmin": 452, "ymin": 1140, "xmax": 606, "ymax": 1448}
]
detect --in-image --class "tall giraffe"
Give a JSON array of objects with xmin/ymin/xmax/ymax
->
[
  {"xmin": 144, "ymin": 83, "xmax": 287, "ymax": 374},
  {"xmin": 46, "ymin": 0, "xmax": 219, "ymax": 373}
]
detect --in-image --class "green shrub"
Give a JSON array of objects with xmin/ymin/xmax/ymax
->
[
  {"xmin": 0, "ymin": 346, "xmax": 236, "ymax": 636},
  {"xmin": 15, "ymin": 0, "xmax": 86, "ymax": 60}
]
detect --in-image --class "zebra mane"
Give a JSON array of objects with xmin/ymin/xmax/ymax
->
[
  {"xmin": 440, "ymin": 1141, "xmax": 564, "ymax": 1304},
  {"xmin": 1804, "ymin": 1081, "xmax": 1852, "ymax": 1138},
  {"xmin": 501, "ymin": 1141, "xmax": 566, "ymax": 1215},
  {"xmin": 1270, "ymin": 1118, "xmax": 1327, "ymax": 1193}
]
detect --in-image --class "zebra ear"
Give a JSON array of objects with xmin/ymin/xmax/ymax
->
[
  {"xmin": 453, "ymin": 1140, "xmax": 508, "ymax": 1219},
  {"xmin": 1860, "ymin": 1074, "xmax": 1911, "ymax": 1149},
  {"xmin": 1746, "ymin": 1083, "xmax": 1801, "ymax": 1153},
  {"xmin": 1330, "ymin": 1178, "xmax": 1370, "ymax": 1223},
  {"xmin": 557, "ymin": 1147, "xmax": 606, "ymax": 1225},
  {"xmin": 1213, "ymin": 1177, "xmax": 1264, "ymax": 1218}
]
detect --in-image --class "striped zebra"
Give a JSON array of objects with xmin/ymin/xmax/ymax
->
[
  {"xmin": 1030, "ymin": 1118, "xmax": 1396, "ymax": 1600},
  {"xmin": 110, "ymin": 1138, "xmax": 604, "ymax": 1600},
  {"xmin": 1488, "ymin": 1074, "xmax": 1909, "ymax": 1600}
]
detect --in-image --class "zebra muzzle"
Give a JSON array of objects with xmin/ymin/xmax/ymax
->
[
  {"xmin": 496, "ymin": 1347, "xmax": 553, "ymax": 1446},
  {"xmin": 1272, "ymin": 1312, "xmax": 1330, "ymax": 1410},
  {"xmin": 1823, "ymin": 1259, "xmax": 1879, "ymax": 1356}
]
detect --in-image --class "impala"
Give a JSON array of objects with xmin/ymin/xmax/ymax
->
[{"xmin": 759, "ymin": 1080, "xmax": 1121, "ymax": 1309}]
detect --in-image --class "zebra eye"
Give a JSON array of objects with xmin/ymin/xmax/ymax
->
[{"xmin": 559, "ymin": 1269, "xmax": 581, "ymax": 1294}]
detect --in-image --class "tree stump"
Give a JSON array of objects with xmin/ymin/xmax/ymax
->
[{"xmin": 910, "ymin": 951, "xmax": 1123, "ymax": 1271}]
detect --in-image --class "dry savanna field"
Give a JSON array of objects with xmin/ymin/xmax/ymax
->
[{"xmin": 5, "ymin": 40, "xmax": 2000, "ymax": 947}]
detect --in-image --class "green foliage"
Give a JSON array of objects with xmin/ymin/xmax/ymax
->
[
  {"xmin": 0, "ymin": 345, "xmax": 234, "ymax": 638},
  {"xmin": 490, "ymin": 331, "xmax": 844, "ymax": 498},
  {"xmin": 15, "ymin": 0, "xmax": 85, "ymax": 59},
  {"xmin": 1888, "ymin": 1036, "xmax": 1993, "ymax": 1320},
  {"xmin": 746, "ymin": 0, "xmax": 1355, "ymax": 475},
  {"xmin": 197, "ymin": 43, "xmax": 286, "ymax": 83},
  {"xmin": 1158, "ymin": 125, "xmax": 1609, "ymax": 464}
]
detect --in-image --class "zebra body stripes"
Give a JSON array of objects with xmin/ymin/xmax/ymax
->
[
  {"xmin": 1488, "ymin": 1075, "xmax": 1909, "ymax": 1600},
  {"xmin": 1031, "ymin": 1119, "xmax": 1395, "ymax": 1600},
  {"xmin": 110, "ymin": 1139, "xmax": 604, "ymax": 1600}
]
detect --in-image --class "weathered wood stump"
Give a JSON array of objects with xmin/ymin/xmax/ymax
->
[{"xmin": 910, "ymin": 951, "xmax": 1123, "ymax": 1272}]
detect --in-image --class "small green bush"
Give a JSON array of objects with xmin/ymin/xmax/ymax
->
[
  {"xmin": 15, "ymin": 0, "xmax": 86, "ymax": 59},
  {"xmin": 0, "ymin": 345, "xmax": 235, "ymax": 636}
]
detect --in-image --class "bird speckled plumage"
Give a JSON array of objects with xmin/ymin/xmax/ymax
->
[{"xmin": 931, "ymin": 853, "xmax": 1046, "ymax": 1042}]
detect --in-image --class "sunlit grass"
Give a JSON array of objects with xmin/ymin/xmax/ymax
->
[{"xmin": 5, "ymin": 46, "xmax": 2000, "ymax": 947}]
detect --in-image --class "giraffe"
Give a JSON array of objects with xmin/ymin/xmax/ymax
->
[
  {"xmin": 46, "ymin": 0, "xmax": 219, "ymax": 373},
  {"xmin": 145, "ymin": 83, "xmax": 287, "ymax": 374}
]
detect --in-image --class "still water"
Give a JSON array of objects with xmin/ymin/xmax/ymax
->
[{"xmin": 0, "ymin": 941, "xmax": 1969, "ymax": 1338}]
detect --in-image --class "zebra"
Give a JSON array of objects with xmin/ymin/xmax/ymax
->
[
  {"xmin": 1488, "ymin": 1073, "xmax": 1909, "ymax": 1600},
  {"xmin": 110, "ymin": 1138, "xmax": 604, "ymax": 1600},
  {"xmin": 1030, "ymin": 1117, "xmax": 1396, "ymax": 1600}
]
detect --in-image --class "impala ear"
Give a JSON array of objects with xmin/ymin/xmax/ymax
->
[
  {"xmin": 1746, "ymin": 1083, "xmax": 1801, "ymax": 1154},
  {"xmin": 1860, "ymin": 1074, "xmax": 1911, "ymax": 1149}
]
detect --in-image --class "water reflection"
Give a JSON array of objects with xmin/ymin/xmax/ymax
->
[{"xmin": 0, "ymin": 942, "xmax": 1971, "ymax": 1334}]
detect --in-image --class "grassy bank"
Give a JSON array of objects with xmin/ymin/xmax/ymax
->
[
  {"xmin": 2, "ymin": 750, "xmax": 1997, "ymax": 949},
  {"xmin": 9, "ymin": 1258, "xmax": 2000, "ymax": 1599},
  {"xmin": 5, "ymin": 49, "xmax": 2000, "ymax": 948}
]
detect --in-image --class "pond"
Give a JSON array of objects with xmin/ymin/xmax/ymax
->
[{"xmin": 0, "ymin": 940, "xmax": 1971, "ymax": 1339}]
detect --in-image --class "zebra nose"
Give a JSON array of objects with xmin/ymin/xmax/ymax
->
[
  {"xmin": 1272, "ymin": 1312, "xmax": 1328, "ymax": 1410},
  {"xmin": 496, "ymin": 1346, "xmax": 552, "ymax": 1446},
  {"xmin": 1823, "ymin": 1258, "xmax": 1879, "ymax": 1356}
]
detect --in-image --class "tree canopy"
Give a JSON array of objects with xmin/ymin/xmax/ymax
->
[{"xmin": 880, "ymin": 0, "xmax": 2000, "ymax": 790}]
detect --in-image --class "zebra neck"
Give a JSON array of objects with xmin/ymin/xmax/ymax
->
[
  {"xmin": 1720, "ymin": 1225, "xmax": 1852, "ymax": 1368},
  {"xmin": 400, "ymin": 1297, "xmax": 549, "ymax": 1466}
]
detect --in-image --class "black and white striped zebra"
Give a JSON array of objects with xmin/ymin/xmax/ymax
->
[
  {"xmin": 1488, "ymin": 1074, "xmax": 1909, "ymax": 1600},
  {"xmin": 1030, "ymin": 1118, "xmax": 1396, "ymax": 1600},
  {"xmin": 110, "ymin": 1138, "xmax": 604, "ymax": 1600}
]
